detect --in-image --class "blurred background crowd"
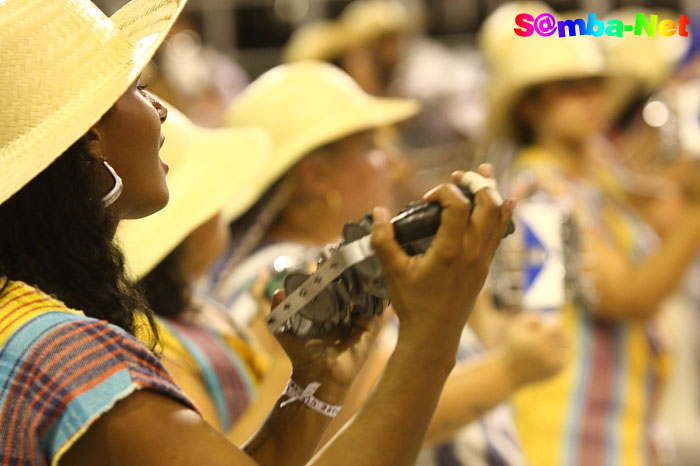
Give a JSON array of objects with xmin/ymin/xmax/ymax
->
[{"xmin": 91, "ymin": 0, "xmax": 700, "ymax": 464}]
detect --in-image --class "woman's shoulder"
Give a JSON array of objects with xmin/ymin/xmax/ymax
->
[
  {"xmin": 0, "ymin": 280, "xmax": 86, "ymax": 347},
  {"xmin": 0, "ymin": 280, "xmax": 196, "ymax": 465}
]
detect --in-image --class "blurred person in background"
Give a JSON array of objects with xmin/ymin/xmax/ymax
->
[
  {"xmin": 284, "ymin": 0, "xmax": 421, "ymax": 97},
  {"xmin": 601, "ymin": 11, "xmax": 700, "ymax": 464},
  {"xmin": 204, "ymin": 60, "xmax": 417, "ymax": 356},
  {"xmin": 200, "ymin": 60, "xmax": 566, "ymax": 464},
  {"xmin": 117, "ymin": 105, "xmax": 296, "ymax": 445},
  {"xmin": 480, "ymin": 2, "xmax": 700, "ymax": 465}
]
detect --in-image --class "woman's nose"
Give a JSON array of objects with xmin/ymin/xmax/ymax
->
[{"xmin": 150, "ymin": 93, "xmax": 168, "ymax": 123}]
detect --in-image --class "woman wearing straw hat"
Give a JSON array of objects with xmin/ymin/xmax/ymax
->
[
  {"xmin": 480, "ymin": 2, "xmax": 700, "ymax": 465},
  {"xmin": 284, "ymin": 0, "xmax": 419, "ymax": 97},
  {"xmin": 0, "ymin": 0, "xmax": 514, "ymax": 464},
  {"xmin": 116, "ymin": 104, "xmax": 292, "ymax": 445},
  {"xmin": 198, "ymin": 60, "xmax": 558, "ymax": 459}
]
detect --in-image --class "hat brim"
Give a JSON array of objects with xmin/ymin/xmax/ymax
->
[
  {"xmin": 117, "ymin": 126, "xmax": 273, "ymax": 279},
  {"xmin": 489, "ymin": 68, "xmax": 605, "ymax": 139},
  {"xmin": 225, "ymin": 96, "xmax": 419, "ymax": 220},
  {"xmin": 1, "ymin": 0, "xmax": 187, "ymax": 206}
]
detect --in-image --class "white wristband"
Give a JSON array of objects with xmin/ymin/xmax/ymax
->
[{"xmin": 279, "ymin": 379, "xmax": 341, "ymax": 418}]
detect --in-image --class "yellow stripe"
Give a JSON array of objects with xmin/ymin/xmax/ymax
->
[
  {"xmin": 0, "ymin": 281, "xmax": 83, "ymax": 346},
  {"xmin": 513, "ymin": 303, "xmax": 579, "ymax": 466},
  {"xmin": 618, "ymin": 323, "xmax": 649, "ymax": 466}
]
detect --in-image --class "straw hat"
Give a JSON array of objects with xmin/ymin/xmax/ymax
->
[
  {"xmin": 341, "ymin": 0, "xmax": 418, "ymax": 47},
  {"xmin": 599, "ymin": 8, "xmax": 689, "ymax": 117},
  {"xmin": 284, "ymin": 1, "xmax": 420, "ymax": 64},
  {"xmin": 479, "ymin": 1, "xmax": 604, "ymax": 138},
  {"xmin": 283, "ymin": 20, "xmax": 350, "ymax": 63},
  {"xmin": 0, "ymin": 0, "xmax": 188, "ymax": 207},
  {"xmin": 223, "ymin": 61, "xmax": 419, "ymax": 215},
  {"xmin": 116, "ymin": 104, "xmax": 274, "ymax": 278}
]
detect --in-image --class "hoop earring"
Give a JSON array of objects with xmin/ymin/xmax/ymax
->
[{"xmin": 100, "ymin": 160, "xmax": 123, "ymax": 208}]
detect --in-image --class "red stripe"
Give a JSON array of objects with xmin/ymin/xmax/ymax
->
[
  {"xmin": 576, "ymin": 321, "xmax": 616, "ymax": 465},
  {"xmin": 0, "ymin": 292, "xmax": 42, "ymax": 326},
  {"xmin": 2, "ymin": 320, "xmax": 107, "ymax": 457},
  {"xmin": 171, "ymin": 321, "xmax": 249, "ymax": 424},
  {"xmin": 20, "ymin": 330, "xmax": 121, "ymax": 454}
]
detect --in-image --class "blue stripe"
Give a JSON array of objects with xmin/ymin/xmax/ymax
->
[
  {"xmin": 643, "ymin": 345, "xmax": 655, "ymax": 466},
  {"xmin": 0, "ymin": 312, "xmax": 87, "ymax": 410},
  {"xmin": 562, "ymin": 309, "xmax": 592, "ymax": 466},
  {"xmin": 160, "ymin": 319, "xmax": 231, "ymax": 430},
  {"xmin": 604, "ymin": 325, "xmax": 627, "ymax": 466},
  {"xmin": 211, "ymin": 332, "xmax": 256, "ymax": 399},
  {"xmin": 40, "ymin": 369, "xmax": 135, "ymax": 460}
]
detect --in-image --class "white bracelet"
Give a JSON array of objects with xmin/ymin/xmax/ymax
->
[{"xmin": 279, "ymin": 379, "xmax": 341, "ymax": 418}]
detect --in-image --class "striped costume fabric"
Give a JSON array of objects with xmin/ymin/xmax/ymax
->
[
  {"xmin": 155, "ymin": 310, "xmax": 263, "ymax": 432},
  {"xmin": 0, "ymin": 280, "xmax": 196, "ymax": 466},
  {"xmin": 510, "ymin": 148, "xmax": 671, "ymax": 466},
  {"xmin": 413, "ymin": 326, "xmax": 528, "ymax": 466}
]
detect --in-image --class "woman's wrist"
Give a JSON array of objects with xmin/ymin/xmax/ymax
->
[{"xmin": 290, "ymin": 370, "xmax": 350, "ymax": 406}]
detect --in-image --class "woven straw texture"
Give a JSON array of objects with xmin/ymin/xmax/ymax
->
[{"xmin": 0, "ymin": 0, "xmax": 187, "ymax": 206}]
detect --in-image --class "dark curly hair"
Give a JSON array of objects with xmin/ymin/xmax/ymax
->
[
  {"xmin": 0, "ymin": 138, "xmax": 159, "ymax": 349},
  {"xmin": 139, "ymin": 245, "xmax": 191, "ymax": 319}
]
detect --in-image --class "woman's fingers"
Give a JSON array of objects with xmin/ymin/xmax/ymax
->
[
  {"xmin": 423, "ymin": 183, "xmax": 472, "ymax": 262},
  {"xmin": 371, "ymin": 206, "xmax": 408, "ymax": 277}
]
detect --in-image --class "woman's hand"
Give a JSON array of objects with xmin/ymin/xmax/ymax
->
[
  {"xmin": 272, "ymin": 290, "xmax": 383, "ymax": 402},
  {"xmin": 370, "ymin": 164, "xmax": 515, "ymax": 345},
  {"xmin": 500, "ymin": 312, "xmax": 568, "ymax": 387}
]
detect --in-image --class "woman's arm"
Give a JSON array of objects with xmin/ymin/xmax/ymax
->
[
  {"xmin": 61, "ymin": 178, "xmax": 513, "ymax": 466},
  {"xmin": 589, "ymin": 204, "xmax": 700, "ymax": 320}
]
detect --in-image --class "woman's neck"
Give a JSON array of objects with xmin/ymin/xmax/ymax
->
[
  {"xmin": 264, "ymin": 212, "xmax": 342, "ymax": 247},
  {"xmin": 536, "ymin": 132, "xmax": 589, "ymax": 178}
]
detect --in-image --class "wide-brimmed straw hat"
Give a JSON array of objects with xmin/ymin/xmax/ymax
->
[
  {"xmin": 0, "ymin": 0, "xmax": 187, "ymax": 206},
  {"xmin": 116, "ymin": 104, "xmax": 274, "ymax": 278},
  {"xmin": 599, "ymin": 8, "xmax": 689, "ymax": 117},
  {"xmin": 283, "ymin": 21, "xmax": 350, "ymax": 63},
  {"xmin": 284, "ymin": 1, "xmax": 420, "ymax": 64},
  {"xmin": 479, "ymin": 1, "xmax": 604, "ymax": 138},
  {"xmin": 222, "ymin": 61, "xmax": 419, "ymax": 216},
  {"xmin": 341, "ymin": 0, "xmax": 420, "ymax": 47}
]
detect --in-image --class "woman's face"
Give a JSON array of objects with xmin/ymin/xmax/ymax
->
[
  {"xmin": 90, "ymin": 78, "xmax": 169, "ymax": 220},
  {"xmin": 324, "ymin": 130, "xmax": 397, "ymax": 221},
  {"xmin": 526, "ymin": 78, "xmax": 606, "ymax": 144}
]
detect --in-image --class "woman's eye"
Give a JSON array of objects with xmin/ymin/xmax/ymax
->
[{"xmin": 137, "ymin": 83, "xmax": 149, "ymax": 91}]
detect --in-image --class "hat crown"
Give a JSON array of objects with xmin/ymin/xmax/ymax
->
[
  {"xmin": 341, "ymin": 0, "xmax": 409, "ymax": 37},
  {"xmin": 479, "ymin": 1, "xmax": 604, "ymax": 137},
  {"xmin": 226, "ymin": 62, "xmax": 373, "ymax": 151},
  {"xmin": 0, "ymin": 0, "xmax": 133, "ymax": 150}
]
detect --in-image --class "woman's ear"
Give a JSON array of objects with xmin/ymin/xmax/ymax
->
[
  {"xmin": 84, "ymin": 126, "xmax": 104, "ymax": 163},
  {"xmin": 295, "ymin": 155, "xmax": 333, "ymax": 199}
]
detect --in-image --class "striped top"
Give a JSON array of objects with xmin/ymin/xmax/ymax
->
[
  {"xmin": 0, "ymin": 280, "xmax": 195, "ymax": 466},
  {"xmin": 154, "ymin": 302, "xmax": 266, "ymax": 432},
  {"xmin": 375, "ymin": 322, "xmax": 529, "ymax": 466},
  {"xmin": 510, "ymin": 148, "xmax": 671, "ymax": 466},
  {"xmin": 205, "ymin": 241, "xmax": 320, "ymax": 329}
]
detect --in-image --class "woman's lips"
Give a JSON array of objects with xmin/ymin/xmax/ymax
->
[{"xmin": 161, "ymin": 159, "xmax": 169, "ymax": 174}]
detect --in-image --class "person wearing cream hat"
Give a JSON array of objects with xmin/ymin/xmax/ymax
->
[
  {"xmin": 117, "ymin": 104, "xmax": 294, "ymax": 444},
  {"xmin": 207, "ymin": 60, "xmax": 419, "ymax": 320},
  {"xmin": 284, "ymin": 0, "xmax": 420, "ymax": 96},
  {"xmin": 0, "ymin": 0, "xmax": 515, "ymax": 463},
  {"xmin": 481, "ymin": 3, "xmax": 700, "ymax": 465}
]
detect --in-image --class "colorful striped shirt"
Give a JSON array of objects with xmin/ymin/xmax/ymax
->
[
  {"xmin": 0, "ymin": 280, "xmax": 195, "ymax": 466},
  {"xmin": 413, "ymin": 326, "xmax": 528, "ymax": 466},
  {"xmin": 154, "ymin": 303, "xmax": 265, "ymax": 432},
  {"xmin": 509, "ymin": 148, "xmax": 671, "ymax": 466}
]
